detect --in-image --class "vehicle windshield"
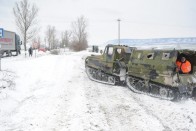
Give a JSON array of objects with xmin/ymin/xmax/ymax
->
[{"xmin": 124, "ymin": 47, "xmax": 132, "ymax": 53}]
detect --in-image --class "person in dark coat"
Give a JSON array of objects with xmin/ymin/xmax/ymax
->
[{"xmin": 28, "ymin": 47, "xmax": 33, "ymax": 57}]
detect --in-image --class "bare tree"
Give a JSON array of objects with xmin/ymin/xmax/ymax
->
[
  {"xmin": 61, "ymin": 30, "xmax": 72, "ymax": 48},
  {"xmin": 13, "ymin": 0, "xmax": 39, "ymax": 53},
  {"xmin": 70, "ymin": 16, "xmax": 88, "ymax": 51},
  {"xmin": 45, "ymin": 25, "xmax": 57, "ymax": 50}
]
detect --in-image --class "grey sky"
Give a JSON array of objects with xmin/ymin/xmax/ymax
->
[{"xmin": 1, "ymin": 0, "xmax": 196, "ymax": 45}]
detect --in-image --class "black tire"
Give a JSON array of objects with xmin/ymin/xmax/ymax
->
[{"xmin": 15, "ymin": 51, "xmax": 18, "ymax": 56}]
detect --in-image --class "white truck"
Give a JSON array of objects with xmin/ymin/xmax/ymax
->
[{"xmin": 0, "ymin": 30, "xmax": 22, "ymax": 57}]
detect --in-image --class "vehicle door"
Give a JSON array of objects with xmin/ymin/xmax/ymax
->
[{"xmin": 101, "ymin": 46, "xmax": 114, "ymax": 73}]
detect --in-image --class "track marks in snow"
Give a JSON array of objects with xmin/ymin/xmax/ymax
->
[
  {"xmin": 84, "ymin": 80, "xmax": 110, "ymax": 131},
  {"xmin": 130, "ymin": 94, "xmax": 172, "ymax": 131},
  {"xmin": 129, "ymin": 91, "xmax": 196, "ymax": 131},
  {"xmin": 59, "ymin": 64, "xmax": 110, "ymax": 131},
  {"xmin": 82, "ymin": 73, "xmax": 164, "ymax": 130}
]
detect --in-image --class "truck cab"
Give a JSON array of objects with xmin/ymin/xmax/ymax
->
[
  {"xmin": 86, "ymin": 45, "xmax": 132, "ymax": 73},
  {"xmin": 85, "ymin": 45, "xmax": 133, "ymax": 84},
  {"xmin": 101, "ymin": 45, "xmax": 132, "ymax": 73}
]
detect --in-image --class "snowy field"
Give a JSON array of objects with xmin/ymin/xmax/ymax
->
[{"xmin": 0, "ymin": 49, "xmax": 196, "ymax": 131}]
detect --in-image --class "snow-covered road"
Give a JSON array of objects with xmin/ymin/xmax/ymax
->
[{"xmin": 0, "ymin": 51, "xmax": 196, "ymax": 131}]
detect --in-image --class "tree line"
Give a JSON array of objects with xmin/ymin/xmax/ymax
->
[{"xmin": 13, "ymin": 0, "xmax": 88, "ymax": 52}]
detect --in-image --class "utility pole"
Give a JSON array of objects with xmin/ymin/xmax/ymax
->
[{"xmin": 117, "ymin": 19, "xmax": 121, "ymax": 45}]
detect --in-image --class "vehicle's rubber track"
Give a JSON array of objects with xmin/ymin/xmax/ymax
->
[
  {"xmin": 86, "ymin": 66, "xmax": 116, "ymax": 85},
  {"xmin": 126, "ymin": 76, "xmax": 179, "ymax": 101}
]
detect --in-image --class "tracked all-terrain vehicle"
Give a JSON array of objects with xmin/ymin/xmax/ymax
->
[
  {"xmin": 85, "ymin": 44, "xmax": 196, "ymax": 100},
  {"xmin": 85, "ymin": 45, "xmax": 132, "ymax": 85}
]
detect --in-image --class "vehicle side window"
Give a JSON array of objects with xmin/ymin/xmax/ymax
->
[
  {"xmin": 115, "ymin": 48, "xmax": 122, "ymax": 60},
  {"xmin": 108, "ymin": 47, "xmax": 113, "ymax": 56},
  {"xmin": 147, "ymin": 53, "xmax": 154, "ymax": 59},
  {"xmin": 162, "ymin": 53, "xmax": 170, "ymax": 60},
  {"xmin": 117, "ymin": 49, "xmax": 121, "ymax": 54},
  {"xmin": 138, "ymin": 53, "xmax": 141, "ymax": 59}
]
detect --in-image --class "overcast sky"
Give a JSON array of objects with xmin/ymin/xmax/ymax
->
[{"xmin": 1, "ymin": 0, "xmax": 196, "ymax": 45}]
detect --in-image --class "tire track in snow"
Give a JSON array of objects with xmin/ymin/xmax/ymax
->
[
  {"xmin": 69, "ymin": 56, "xmax": 110, "ymax": 130},
  {"xmin": 50, "ymin": 54, "xmax": 100, "ymax": 131},
  {"xmin": 83, "ymin": 75, "xmax": 111, "ymax": 131},
  {"xmin": 127, "ymin": 89, "xmax": 196, "ymax": 131},
  {"xmin": 66, "ymin": 54, "xmax": 112, "ymax": 130},
  {"xmin": 82, "ymin": 71, "xmax": 165, "ymax": 130},
  {"xmin": 129, "ymin": 92, "xmax": 172, "ymax": 131}
]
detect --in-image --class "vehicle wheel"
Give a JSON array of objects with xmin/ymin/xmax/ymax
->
[
  {"xmin": 108, "ymin": 76, "xmax": 115, "ymax": 84},
  {"xmin": 159, "ymin": 88, "xmax": 168, "ymax": 98}
]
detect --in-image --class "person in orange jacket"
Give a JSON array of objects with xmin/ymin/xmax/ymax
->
[{"xmin": 176, "ymin": 57, "xmax": 191, "ymax": 74}]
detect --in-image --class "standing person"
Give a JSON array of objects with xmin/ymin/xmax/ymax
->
[
  {"xmin": 28, "ymin": 47, "xmax": 33, "ymax": 57},
  {"xmin": 176, "ymin": 57, "xmax": 191, "ymax": 74}
]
